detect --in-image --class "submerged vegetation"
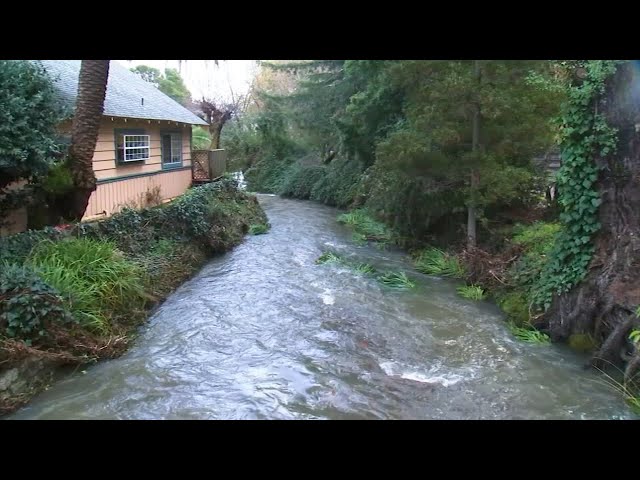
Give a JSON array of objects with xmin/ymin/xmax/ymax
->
[
  {"xmin": 414, "ymin": 248, "xmax": 465, "ymax": 278},
  {"xmin": 377, "ymin": 271, "xmax": 415, "ymax": 290},
  {"xmin": 315, "ymin": 251, "xmax": 413, "ymax": 289}
]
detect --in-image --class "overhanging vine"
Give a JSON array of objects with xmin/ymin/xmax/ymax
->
[{"xmin": 533, "ymin": 60, "xmax": 622, "ymax": 310}]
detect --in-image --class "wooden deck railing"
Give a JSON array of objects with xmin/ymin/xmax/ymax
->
[{"xmin": 192, "ymin": 149, "xmax": 227, "ymax": 183}]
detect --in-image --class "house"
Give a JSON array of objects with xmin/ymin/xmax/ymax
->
[{"xmin": 4, "ymin": 60, "xmax": 209, "ymax": 233}]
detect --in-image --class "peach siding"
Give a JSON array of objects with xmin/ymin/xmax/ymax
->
[
  {"xmin": 1, "ymin": 117, "xmax": 198, "ymax": 235},
  {"xmin": 0, "ymin": 206, "xmax": 27, "ymax": 236},
  {"xmin": 0, "ymin": 181, "xmax": 28, "ymax": 236},
  {"xmin": 83, "ymin": 168, "xmax": 192, "ymax": 220},
  {"xmin": 82, "ymin": 118, "xmax": 194, "ymax": 220},
  {"xmin": 92, "ymin": 118, "xmax": 192, "ymax": 181}
]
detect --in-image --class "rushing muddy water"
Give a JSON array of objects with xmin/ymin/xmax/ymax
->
[{"xmin": 9, "ymin": 194, "xmax": 638, "ymax": 419}]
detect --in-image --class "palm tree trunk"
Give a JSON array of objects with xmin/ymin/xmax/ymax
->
[{"xmin": 65, "ymin": 60, "xmax": 110, "ymax": 221}]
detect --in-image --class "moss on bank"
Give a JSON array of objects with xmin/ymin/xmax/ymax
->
[{"xmin": 0, "ymin": 178, "xmax": 266, "ymax": 415}]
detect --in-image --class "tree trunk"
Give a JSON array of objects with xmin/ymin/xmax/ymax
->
[
  {"xmin": 209, "ymin": 122, "xmax": 224, "ymax": 150},
  {"xmin": 545, "ymin": 61, "xmax": 640, "ymax": 377},
  {"xmin": 60, "ymin": 60, "xmax": 110, "ymax": 222},
  {"xmin": 467, "ymin": 60, "xmax": 481, "ymax": 248}
]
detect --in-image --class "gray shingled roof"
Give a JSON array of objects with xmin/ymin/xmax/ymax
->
[{"xmin": 35, "ymin": 60, "xmax": 208, "ymax": 126}]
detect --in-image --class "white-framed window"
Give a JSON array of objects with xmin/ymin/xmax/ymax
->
[
  {"xmin": 123, "ymin": 135, "xmax": 150, "ymax": 161},
  {"xmin": 161, "ymin": 131, "xmax": 183, "ymax": 168},
  {"xmin": 115, "ymin": 129, "xmax": 150, "ymax": 163}
]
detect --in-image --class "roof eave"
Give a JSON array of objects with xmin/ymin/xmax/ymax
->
[{"xmin": 102, "ymin": 114, "xmax": 209, "ymax": 126}]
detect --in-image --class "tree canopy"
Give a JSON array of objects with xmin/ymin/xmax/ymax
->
[
  {"xmin": 233, "ymin": 60, "xmax": 566, "ymax": 243},
  {"xmin": 130, "ymin": 65, "xmax": 191, "ymax": 106},
  {"xmin": 0, "ymin": 60, "xmax": 65, "ymax": 190}
]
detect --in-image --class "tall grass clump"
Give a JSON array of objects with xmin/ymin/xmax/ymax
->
[
  {"xmin": 414, "ymin": 247, "xmax": 465, "ymax": 278},
  {"xmin": 507, "ymin": 322, "xmax": 551, "ymax": 344},
  {"xmin": 249, "ymin": 223, "xmax": 270, "ymax": 235},
  {"xmin": 337, "ymin": 208, "xmax": 393, "ymax": 245},
  {"xmin": 316, "ymin": 252, "xmax": 343, "ymax": 264},
  {"xmin": 376, "ymin": 271, "xmax": 416, "ymax": 289},
  {"xmin": 457, "ymin": 284, "xmax": 486, "ymax": 301},
  {"xmin": 353, "ymin": 263, "xmax": 377, "ymax": 275},
  {"xmin": 28, "ymin": 238, "xmax": 147, "ymax": 333}
]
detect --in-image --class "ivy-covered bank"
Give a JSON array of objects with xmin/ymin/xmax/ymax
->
[{"xmin": 0, "ymin": 178, "xmax": 267, "ymax": 414}]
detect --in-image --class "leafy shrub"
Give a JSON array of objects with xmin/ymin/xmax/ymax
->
[
  {"xmin": 280, "ymin": 164, "xmax": 327, "ymax": 199},
  {"xmin": 245, "ymin": 154, "xmax": 296, "ymax": 194},
  {"xmin": 414, "ymin": 248, "xmax": 465, "ymax": 278},
  {"xmin": 40, "ymin": 162, "xmax": 74, "ymax": 196},
  {"xmin": 0, "ymin": 227, "xmax": 64, "ymax": 264},
  {"xmin": 132, "ymin": 239, "xmax": 205, "ymax": 298},
  {"xmin": 78, "ymin": 178, "xmax": 266, "ymax": 255},
  {"xmin": 0, "ymin": 60, "xmax": 66, "ymax": 188},
  {"xmin": 457, "ymin": 285, "xmax": 486, "ymax": 301},
  {"xmin": 28, "ymin": 238, "xmax": 147, "ymax": 333},
  {"xmin": 192, "ymin": 126, "xmax": 211, "ymax": 150},
  {"xmin": 497, "ymin": 291, "xmax": 530, "ymax": 326},
  {"xmin": 511, "ymin": 222, "xmax": 561, "ymax": 254},
  {"xmin": 310, "ymin": 157, "xmax": 364, "ymax": 208},
  {"xmin": 0, "ymin": 263, "xmax": 73, "ymax": 341}
]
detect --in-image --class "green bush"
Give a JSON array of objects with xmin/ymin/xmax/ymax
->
[
  {"xmin": 497, "ymin": 291, "xmax": 530, "ymax": 326},
  {"xmin": 280, "ymin": 164, "xmax": 327, "ymax": 199},
  {"xmin": 0, "ymin": 263, "xmax": 73, "ymax": 341},
  {"xmin": 414, "ymin": 248, "xmax": 465, "ymax": 278},
  {"xmin": 0, "ymin": 60, "xmax": 66, "ymax": 188},
  {"xmin": 310, "ymin": 157, "xmax": 364, "ymax": 208},
  {"xmin": 0, "ymin": 227, "xmax": 64, "ymax": 264},
  {"xmin": 28, "ymin": 238, "xmax": 147, "ymax": 333},
  {"xmin": 511, "ymin": 222, "xmax": 561, "ymax": 254},
  {"xmin": 132, "ymin": 239, "xmax": 205, "ymax": 298},
  {"xmin": 362, "ymin": 164, "xmax": 464, "ymax": 246},
  {"xmin": 192, "ymin": 126, "xmax": 211, "ymax": 150},
  {"xmin": 498, "ymin": 222, "xmax": 562, "ymax": 318},
  {"xmin": 245, "ymin": 154, "xmax": 296, "ymax": 194}
]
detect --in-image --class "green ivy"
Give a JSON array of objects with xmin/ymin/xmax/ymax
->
[
  {"xmin": 0, "ymin": 263, "xmax": 74, "ymax": 341},
  {"xmin": 533, "ymin": 61, "xmax": 621, "ymax": 310}
]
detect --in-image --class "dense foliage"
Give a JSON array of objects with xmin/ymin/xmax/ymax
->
[
  {"xmin": 236, "ymin": 60, "xmax": 565, "ymax": 248},
  {"xmin": 131, "ymin": 65, "xmax": 191, "ymax": 106},
  {"xmin": 0, "ymin": 263, "xmax": 72, "ymax": 341},
  {"xmin": 0, "ymin": 60, "xmax": 65, "ymax": 227},
  {"xmin": 532, "ymin": 61, "xmax": 621, "ymax": 309},
  {"xmin": 0, "ymin": 60, "xmax": 65, "ymax": 188}
]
